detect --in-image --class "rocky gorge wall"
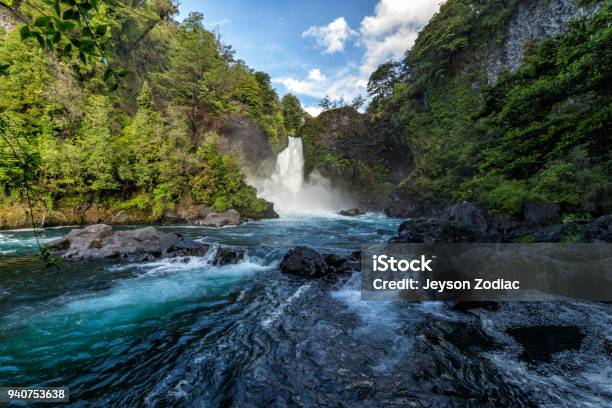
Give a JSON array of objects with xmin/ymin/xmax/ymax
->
[{"xmin": 485, "ymin": 0, "xmax": 600, "ymax": 82}]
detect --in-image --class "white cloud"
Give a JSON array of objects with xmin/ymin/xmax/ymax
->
[
  {"xmin": 307, "ymin": 68, "xmax": 326, "ymax": 82},
  {"xmin": 302, "ymin": 17, "xmax": 357, "ymax": 54},
  {"xmin": 274, "ymin": 67, "xmax": 367, "ymax": 102},
  {"xmin": 303, "ymin": 106, "xmax": 323, "ymax": 117},
  {"xmin": 359, "ymin": 0, "xmax": 441, "ymax": 74},
  {"xmin": 284, "ymin": 1, "xmax": 442, "ymax": 108}
]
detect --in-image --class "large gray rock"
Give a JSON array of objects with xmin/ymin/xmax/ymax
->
[
  {"xmin": 192, "ymin": 210, "xmax": 241, "ymax": 227},
  {"xmin": 523, "ymin": 202, "xmax": 560, "ymax": 226},
  {"xmin": 46, "ymin": 224, "xmax": 209, "ymax": 261},
  {"xmin": 445, "ymin": 202, "xmax": 488, "ymax": 231}
]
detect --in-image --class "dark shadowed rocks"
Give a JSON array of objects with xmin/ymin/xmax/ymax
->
[
  {"xmin": 280, "ymin": 246, "xmax": 360, "ymax": 278},
  {"xmin": 506, "ymin": 325, "xmax": 584, "ymax": 363},
  {"xmin": 445, "ymin": 202, "xmax": 488, "ymax": 231},
  {"xmin": 582, "ymin": 215, "xmax": 612, "ymax": 242},
  {"xmin": 391, "ymin": 218, "xmax": 501, "ymax": 243},
  {"xmin": 47, "ymin": 224, "xmax": 210, "ymax": 261},
  {"xmin": 280, "ymin": 246, "xmax": 327, "ymax": 278}
]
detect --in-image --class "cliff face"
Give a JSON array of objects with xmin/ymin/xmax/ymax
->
[
  {"xmin": 485, "ymin": 0, "xmax": 599, "ymax": 82},
  {"xmin": 300, "ymin": 107, "xmax": 414, "ymax": 209}
]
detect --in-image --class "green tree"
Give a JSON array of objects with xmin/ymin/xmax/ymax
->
[{"xmin": 281, "ymin": 94, "xmax": 304, "ymax": 136}]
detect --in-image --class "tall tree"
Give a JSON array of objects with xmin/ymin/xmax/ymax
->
[{"xmin": 281, "ymin": 94, "xmax": 304, "ymax": 136}]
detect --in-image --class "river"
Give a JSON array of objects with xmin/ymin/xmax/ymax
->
[{"xmin": 1, "ymin": 214, "xmax": 611, "ymax": 407}]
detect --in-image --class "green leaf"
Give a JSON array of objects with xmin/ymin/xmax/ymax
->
[
  {"xmin": 63, "ymin": 9, "xmax": 80, "ymax": 21},
  {"xmin": 94, "ymin": 24, "xmax": 107, "ymax": 37},
  {"xmin": 79, "ymin": 51, "xmax": 87, "ymax": 63},
  {"xmin": 108, "ymin": 81, "xmax": 118, "ymax": 92},
  {"xmin": 34, "ymin": 32, "xmax": 46, "ymax": 48},
  {"xmin": 103, "ymin": 67, "xmax": 111, "ymax": 81},
  {"xmin": 79, "ymin": 39, "xmax": 95, "ymax": 53},
  {"xmin": 34, "ymin": 16, "xmax": 51, "ymax": 27},
  {"xmin": 58, "ymin": 20, "xmax": 75, "ymax": 31},
  {"xmin": 52, "ymin": 31, "xmax": 62, "ymax": 43},
  {"xmin": 19, "ymin": 25, "xmax": 31, "ymax": 40},
  {"xmin": 0, "ymin": 63, "xmax": 10, "ymax": 76},
  {"xmin": 117, "ymin": 69, "xmax": 129, "ymax": 78},
  {"xmin": 80, "ymin": 1, "xmax": 93, "ymax": 11},
  {"xmin": 62, "ymin": 43, "xmax": 72, "ymax": 56},
  {"xmin": 54, "ymin": 1, "xmax": 61, "ymax": 17}
]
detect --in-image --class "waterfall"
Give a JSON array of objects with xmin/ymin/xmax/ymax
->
[
  {"xmin": 270, "ymin": 137, "xmax": 305, "ymax": 194},
  {"xmin": 250, "ymin": 137, "xmax": 351, "ymax": 215}
]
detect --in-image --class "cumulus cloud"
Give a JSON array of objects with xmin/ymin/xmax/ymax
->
[
  {"xmin": 274, "ymin": 67, "xmax": 366, "ymax": 102},
  {"xmin": 302, "ymin": 17, "xmax": 357, "ymax": 54},
  {"xmin": 359, "ymin": 0, "xmax": 441, "ymax": 74},
  {"xmin": 307, "ymin": 68, "xmax": 326, "ymax": 81},
  {"xmin": 303, "ymin": 106, "xmax": 323, "ymax": 117}
]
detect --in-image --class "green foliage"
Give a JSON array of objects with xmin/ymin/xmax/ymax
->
[
  {"xmin": 189, "ymin": 135, "xmax": 266, "ymax": 213},
  {"xmin": 481, "ymin": 3, "xmax": 611, "ymax": 179},
  {"xmin": 281, "ymin": 94, "xmax": 305, "ymax": 136},
  {"xmin": 371, "ymin": 0, "xmax": 611, "ymax": 218},
  {"xmin": 0, "ymin": 3, "xmax": 280, "ymax": 222}
]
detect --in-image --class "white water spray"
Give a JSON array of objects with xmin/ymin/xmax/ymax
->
[{"xmin": 250, "ymin": 137, "xmax": 352, "ymax": 215}]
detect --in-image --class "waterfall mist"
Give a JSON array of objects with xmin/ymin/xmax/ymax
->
[{"xmin": 248, "ymin": 137, "xmax": 353, "ymax": 215}]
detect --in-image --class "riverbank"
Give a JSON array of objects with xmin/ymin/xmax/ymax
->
[{"xmin": 0, "ymin": 198, "xmax": 278, "ymax": 230}]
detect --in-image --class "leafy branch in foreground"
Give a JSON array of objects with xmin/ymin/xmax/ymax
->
[
  {"xmin": 0, "ymin": 0, "xmax": 128, "ymax": 90},
  {"xmin": 0, "ymin": 117, "xmax": 62, "ymax": 268}
]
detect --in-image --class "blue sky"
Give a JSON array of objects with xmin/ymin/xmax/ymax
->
[{"xmin": 178, "ymin": 0, "xmax": 442, "ymax": 115}]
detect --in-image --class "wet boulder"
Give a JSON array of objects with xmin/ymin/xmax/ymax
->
[
  {"xmin": 192, "ymin": 209, "xmax": 241, "ymax": 227},
  {"xmin": 46, "ymin": 224, "xmax": 209, "ymax": 261},
  {"xmin": 280, "ymin": 246, "xmax": 327, "ymax": 278},
  {"xmin": 323, "ymin": 253, "xmax": 359, "ymax": 274},
  {"xmin": 210, "ymin": 247, "xmax": 245, "ymax": 266},
  {"xmin": 280, "ymin": 247, "xmax": 360, "ymax": 278},
  {"xmin": 339, "ymin": 208, "xmax": 365, "ymax": 217}
]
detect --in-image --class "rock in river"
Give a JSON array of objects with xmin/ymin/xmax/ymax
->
[
  {"xmin": 192, "ymin": 210, "xmax": 242, "ymax": 227},
  {"xmin": 46, "ymin": 224, "xmax": 209, "ymax": 261},
  {"xmin": 280, "ymin": 246, "xmax": 360, "ymax": 278},
  {"xmin": 339, "ymin": 208, "xmax": 365, "ymax": 216}
]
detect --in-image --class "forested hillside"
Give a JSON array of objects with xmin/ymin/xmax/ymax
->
[
  {"xmin": 0, "ymin": 0, "xmax": 298, "ymax": 227},
  {"xmin": 304, "ymin": 0, "xmax": 610, "ymax": 220}
]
